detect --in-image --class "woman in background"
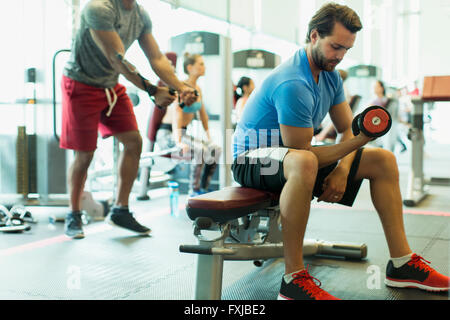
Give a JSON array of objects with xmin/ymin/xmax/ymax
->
[
  {"xmin": 173, "ymin": 53, "xmax": 222, "ymax": 197},
  {"xmin": 234, "ymin": 76, "xmax": 255, "ymax": 122}
]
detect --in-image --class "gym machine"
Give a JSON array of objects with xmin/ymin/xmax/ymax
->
[{"xmin": 403, "ymin": 76, "xmax": 450, "ymax": 206}]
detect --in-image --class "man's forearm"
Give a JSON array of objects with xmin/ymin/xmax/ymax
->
[
  {"xmin": 334, "ymin": 130, "xmax": 358, "ymax": 171},
  {"xmin": 310, "ymin": 133, "xmax": 368, "ymax": 169},
  {"xmin": 112, "ymin": 53, "xmax": 157, "ymax": 93},
  {"xmin": 122, "ymin": 70, "xmax": 153, "ymax": 91},
  {"xmin": 150, "ymin": 56, "xmax": 185, "ymax": 91}
]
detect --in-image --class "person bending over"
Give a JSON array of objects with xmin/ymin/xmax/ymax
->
[
  {"xmin": 171, "ymin": 53, "xmax": 222, "ymax": 197},
  {"xmin": 61, "ymin": 0, "xmax": 196, "ymax": 239}
]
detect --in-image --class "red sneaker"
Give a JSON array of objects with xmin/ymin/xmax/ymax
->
[
  {"xmin": 385, "ymin": 254, "xmax": 450, "ymax": 292},
  {"xmin": 278, "ymin": 268, "xmax": 340, "ymax": 300}
]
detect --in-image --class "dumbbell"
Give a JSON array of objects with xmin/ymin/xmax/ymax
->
[
  {"xmin": 352, "ymin": 105, "xmax": 392, "ymax": 138},
  {"xmin": 179, "ymin": 89, "xmax": 199, "ymax": 109},
  {"xmin": 151, "ymin": 88, "xmax": 177, "ymax": 110}
]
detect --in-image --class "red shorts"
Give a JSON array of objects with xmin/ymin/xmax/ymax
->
[{"xmin": 60, "ymin": 75, "xmax": 138, "ymax": 151}]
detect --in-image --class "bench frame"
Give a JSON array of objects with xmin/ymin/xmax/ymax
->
[{"xmin": 180, "ymin": 188, "xmax": 367, "ymax": 300}]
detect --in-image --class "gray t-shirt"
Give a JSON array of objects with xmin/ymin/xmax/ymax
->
[{"xmin": 64, "ymin": 0, "xmax": 152, "ymax": 88}]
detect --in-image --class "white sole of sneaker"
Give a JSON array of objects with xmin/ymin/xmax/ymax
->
[
  {"xmin": 65, "ymin": 233, "xmax": 85, "ymax": 240},
  {"xmin": 385, "ymin": 278, "xmax": 449, "ymax": 292},
  {"xmin": 90, "ymin": 217, "xmax": 105, "ymax": 222},
  {"xmin": 105, "ymin": 216, "xmax": 151, "ymax": 236},
  {"xmin": 277, "ymin": 294, "xmax": 291, "ymax": 300}
]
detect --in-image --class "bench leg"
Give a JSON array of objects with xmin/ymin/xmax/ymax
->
[{"xmin": 194, "ymin": 239, "xmax": 224, "ymax": 300}]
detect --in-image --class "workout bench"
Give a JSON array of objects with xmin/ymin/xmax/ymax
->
[{"xmin": 180, "ymin": 186, "xmax": 367, "ymax": 300}]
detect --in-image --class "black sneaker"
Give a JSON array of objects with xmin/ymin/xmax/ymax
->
[
  {"xmin": 385, "ymin": 253, "xmax": 450, "ymax": 292},
  {"xmin": 64, "ymin": 212, "xmax": 85, "ymax": 239},
  {"xmin": 106, "ymin": 207, "xmax": 151, "ymax": 235},
  {"xmin": 278, "ymin": 269, "xmax": 340, "ymax": 300}
]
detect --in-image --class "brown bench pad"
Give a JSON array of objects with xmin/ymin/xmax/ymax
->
[{"xmin": 186, "ymin": 186, "xmax": 279, "ymax": 223}]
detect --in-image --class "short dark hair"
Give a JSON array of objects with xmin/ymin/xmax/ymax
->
[
  {"xmin": 234, "ymin": 76, "xmax": 252, "ymax": 101},
  {"xmin": 306, "ymin": 3, "xmax": 362, "ymax": 43},
  {"xmin": 237, "ymin": 76, "xmax": 252, "ymax": 90}
]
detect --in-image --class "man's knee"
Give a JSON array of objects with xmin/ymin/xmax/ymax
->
[
  {"xmin": 119, "ymin": 132, "xmax": 143, "ymax": 155},
  {"xmin": 283, "ymin": 150, "xmax": 318, "ymax": 186},
  {"xmin": 378, "ymin": 149, "xmax": 399, "ymax": 177},
  {"xmin": 74, "ymin": 151, "xmax": 95, "ymax": 171},
  {"xmin": 365, "ymin": 148, "xmax": 399, "ymax": 180}
]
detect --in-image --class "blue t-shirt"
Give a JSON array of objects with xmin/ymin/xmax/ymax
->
[{"xmin": 233, "ymin": 47, "xmax": 346, "ymax": 158}]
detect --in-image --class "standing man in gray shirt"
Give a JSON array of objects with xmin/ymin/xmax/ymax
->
[{"xmin": 61, "ymin": 0, "xmax": 197, "ymax": 239}]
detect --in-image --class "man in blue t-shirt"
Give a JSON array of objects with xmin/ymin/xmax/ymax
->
[{"xmin": 232, "ymin": 3, "xmax": 449, "ymax": 300}]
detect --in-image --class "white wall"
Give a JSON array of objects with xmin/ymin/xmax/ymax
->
[
  {"xmin": 343, "ymin": 0, "xmax": 450, "ymax": 88},
  {"xmin": 164, "ymin": 0, "xmax": 450, "ymax": 87},
  {"xmin": 0, "ymin": 0, "xmax": 73, "ymax": 135},
  {"xmin": 2, "ymin": 0, "xmax": 450, "ymax": 114},
  {"xmin": 418, "ymin": 0, "xmax": 450, "ymax": 77}
]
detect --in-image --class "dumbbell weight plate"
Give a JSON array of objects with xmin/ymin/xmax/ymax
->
[
  {"xmin": 359, "ymin": 106, "xmax": 392, "ymax": 138},
  {"xmin": 352, "ymin": 114, "xmax": 361, "ymax": 136}
]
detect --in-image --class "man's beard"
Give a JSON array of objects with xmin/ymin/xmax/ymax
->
[{"xmin": 311, "ymin": 45, "xmax": 340, "ymax": 72}]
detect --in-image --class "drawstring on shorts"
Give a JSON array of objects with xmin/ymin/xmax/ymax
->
[{"xmin": 105, "ymin": 87, "xmax": 118, "ymax": 117}]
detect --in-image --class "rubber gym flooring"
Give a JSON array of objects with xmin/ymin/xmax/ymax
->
[{"xmin": 0, "ymin": 142, "xmax": 449, "ymax": 301}]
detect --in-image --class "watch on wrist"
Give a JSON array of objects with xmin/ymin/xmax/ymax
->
[
  {"xmin": 139, "ymin": 75, "xmax": 158, "ymax": 96},
  {"xmin": 145, "ymin": 83, "xmax": 158, "ymax": 96}
]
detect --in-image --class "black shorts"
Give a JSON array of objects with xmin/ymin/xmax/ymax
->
[{"xmin": 231, "ymin": 147, "xmax": 364, "ymax": 207}]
